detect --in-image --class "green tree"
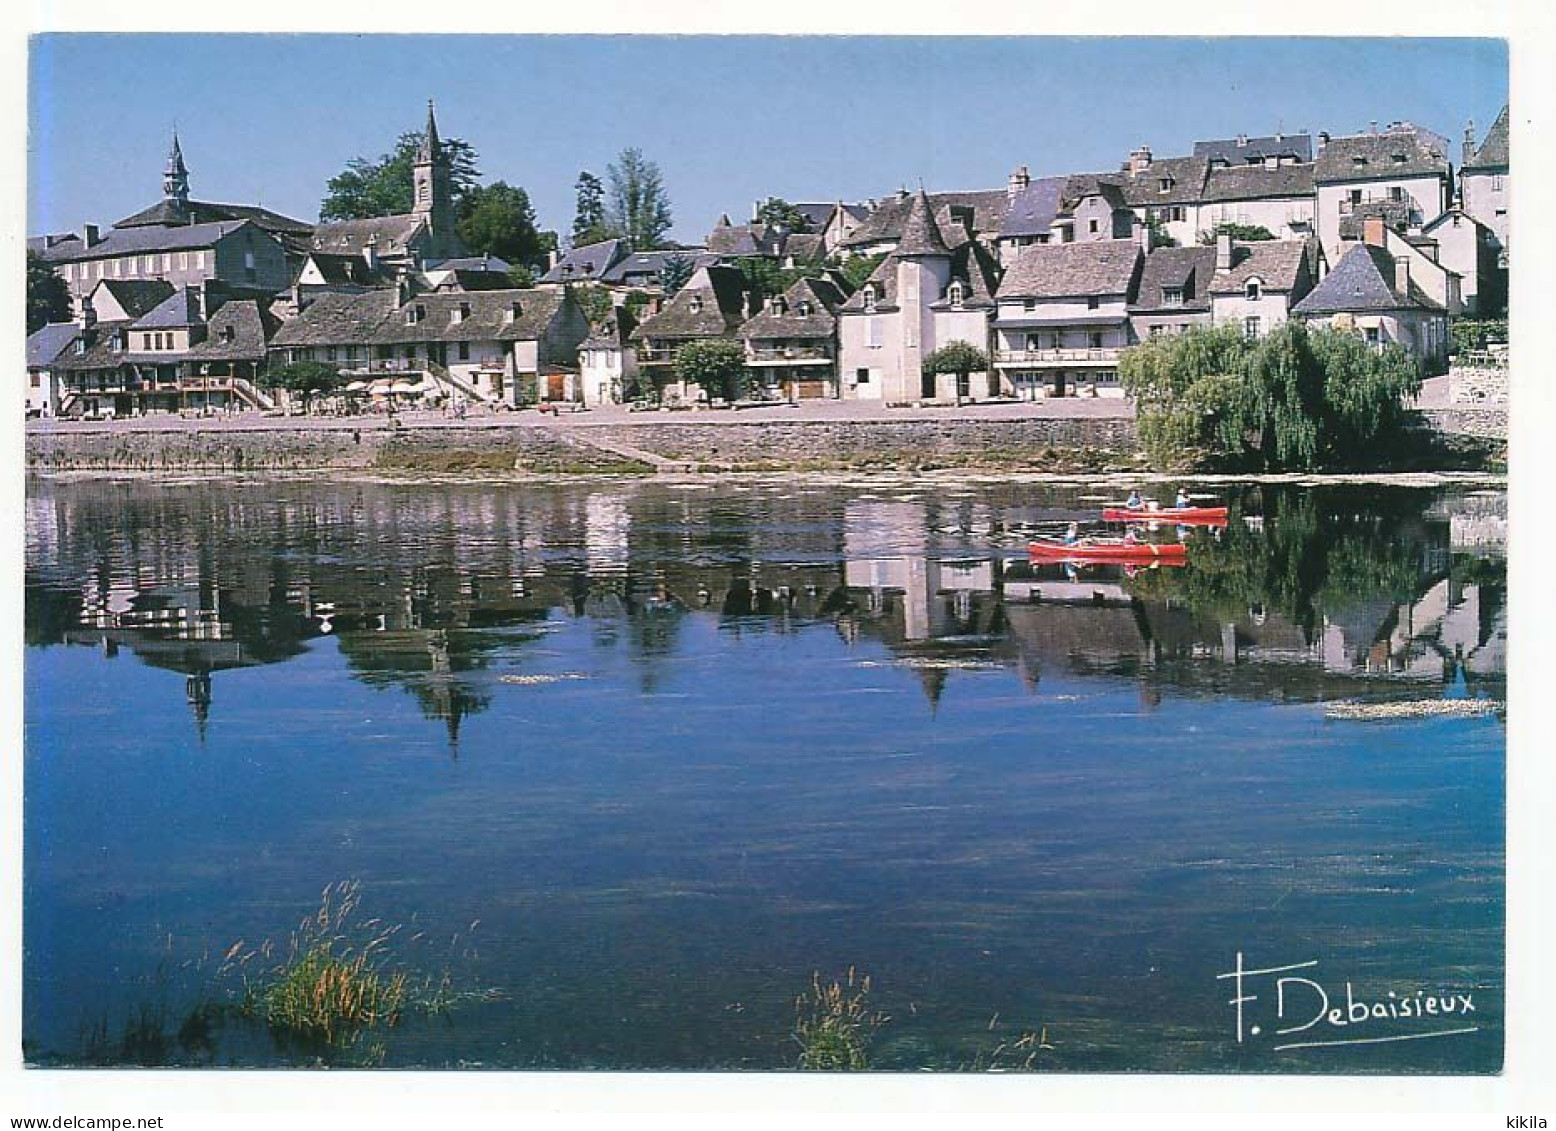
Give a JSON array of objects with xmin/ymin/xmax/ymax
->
[
  {"xmin": 1144, "ymin": 215, "xmax": 1179, "ymax": 248},
  {"xmin": 673, "ymin": 338, "xmax": 747, "ymax": 401},
  {"xmin": 571, "ymin": 284, "xmax": 616, "ymax": 325},
  {"xmin": 266, "ymin": 361, "xmax": 345, "ymax": 412},
  {"xmin": 657, "ymin": 253, "xmax": 696, "ymax": 296},
  {"xmin": 27, "ymin": 250, "xmax": 71, "ymax": 333},
  {"xmin": 1197, "ymin": 222, "xmax": 1277, "ymax": 245},
  {"xmin": 837, "ymin": 252, "xmax": 887, "ymax": 292},
  {"xmin": 1449, "ymin": 317, "xmax": 1508, "ymax": 355},
  {"xmin": 455, "ymin": 181, "xmax": 547, "ymax": 268},
  {"xmin": 319, "ymin": 132, "xmax": 481, "ymax": 221},
  {"xmin": 605, "ymin": 148, "xmax": 673, "ymax": 250},
  {"xmin": 923, "ymin": 341, "xmax": 990, "ymax": 401},
  {"xmin": 571, "ymin": 171, "xmax": 617, "ymax": 247},
  {"xmin": 506, "ymin": 265, "xmax": 537, "ymax": 288},
  {"xmin": 756, "ymin": 198, "xmax": 811, "ymax": 232}
]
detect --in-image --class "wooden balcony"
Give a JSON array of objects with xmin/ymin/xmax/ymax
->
[{"xmin": 993, "ymin": 347, "xmax": 1122, "ymax": 368}]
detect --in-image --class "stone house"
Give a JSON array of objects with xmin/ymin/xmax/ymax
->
[
  {"xmin": 1313, "ymin": 125, "xmax": 1452, "ymax": 265},
  {"xmin": 1292, "ymin": 232, "xmax": 1449, "ymax": 374},
  {"xmin": 629, "ymin": 264, "xmax": 755, "ymax": 401},
  {"xmin": 26, "ymin": 322, "xmax": 79, "ymax": 417},
  {"xmin": 1196, "ymin": 162, "xmax": 1317, "ymax": 241},
  {"xmin": 839, "ymin": 188, "xmax": 1010, "ymax": 259},
  {"xmin": 991, "ymin": 237, "xmax": 1143, "ymax": 399},
  {"xmin": 1203, "ymin": 236, "xmax": 1319, "ymax": 337},
  {"xmin": 1420, "ymin": 207, "xmax": 1503, "ymax": 316},
  {"xmin": 738, "ymin": 275, "xmax": 851, "ymax": 400},
  {"xmin": 1128, "ymin": 244, "xmax": 1218, "ymax": 341},
  {"xmin": 270, "ymin": 285, "xmax": 588, "ymax": 408},
  {"xmin": 836, "ymin": 191, "xmax": 1002, "ymax": 403},
  {"xmin": 578, "ymin": 307, "xmax": 640, "ymax": 407},
  {"xmin": 1459, "ymin": 106, "xmax": 1509, "ymax": 260}
]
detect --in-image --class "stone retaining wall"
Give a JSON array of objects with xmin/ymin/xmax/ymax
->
[
  {"xmin": 1418, "ymin": 406, "xmax": 1508, "ymax": 441},
  {"xmin": 25, "ymin": 417, "xmax": 1139, "ymax": 474},
  {"xmin": 1449, "ymin": 362, "xmax": 1510, "ymax": 406}
]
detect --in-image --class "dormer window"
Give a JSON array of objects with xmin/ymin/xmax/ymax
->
[
  {"xmin": 1352, "ymin": 155, "xmax": 1368, "ymax": 168},
  {"xmin": 1163, "ymin": 286, "xmax": 1184, "ymax": 307},
  {"xmin": 1391, "ymin": 153, "xmax": 1407, "ymax": 165},
  {"xmin": 862, "ymin": 286, "xmax": 877, "ymax": 312},
  {"xmin": 1245, "ymin": 279, "xmax": 1262, "ymax": 301},
  {"xmin": 947, "ymin": 281, "xmax": 966, "ymax": 308},
  {"xmin": 74, "ymin": 337, "xmax": 87, "ymax": 355},
  {"xmin": 221, "ymin": 325, "xmax": 236, "ymax": 343},
  {"xmin": 506, "ymin": 301, "xmax": 522, "ymax": 324},
  {"xmin": 688, "ymin": 295, "xmax": 704, "ymax": 314},
  {"xmin": 797, "ymin": 301, "xmax": 812, "ymax": 317},
  {"xmin": 454, "ymin": 301, "xmax": 471, "ymax": 324},
  {"xmin": 1158, "ymin": 177, "xmax": 1174, "ymax": 193},
  {"xmin": 112, "ymin": 331, "xmax": 124, "ymax": 352},
  {"xmin": 404, "ymin": 304, "xmax": 426, "ymax": 326}
]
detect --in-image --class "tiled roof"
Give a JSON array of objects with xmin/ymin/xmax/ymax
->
[
  {"xmin": 44, "ymin": 220, "xmax": 254, "ymax": 262},
  {"xmin": 782, "ymin": 232, "xmax": 826, "ymax": 263},
  {"xmin": 271, "ymin": 290, "xmax": 399, "ymax": 347},
  {"xmin": 707, "ymin": 220, "xmax": 776, "ymax": 258},
  {"xmin": 1466, "ymin": 104, "xmax": 1510, "ymax": 170},
  {"xmin": 1314, "ymin": 130, "xmax": 1450, "ymax": 184},
  {"xmin": 997, "ymin": 239, "xmax": 1142, "ymax": 300},
  {"xmin": 26, "ymin": 322, "xmax": 80, "ymax": 368},
  {"xmin": 1131, "ymin": 246, "xmax": 1218, "ymax": 312},
  {"xmin": 581, "ymin": 306, "xmax": 638, "ymax": 351},
  {"xmin": 1336, "ymin": 198, "xmax": 1416, "ymax": 241},
  {"xmin": 739, "ymin": 276, "xmax": 847, "ymax": 340},
  {"xmin": 1194, "ymin": 133, "xmax": 1313, "ymax": 165},
  {"xmin": 1200, "ymin": 162, "xmax": 1316, "ymax": 202},
  {"xmin": 301, "ymin": 253, "xmax": 397, "ymax": 288},
  {"xmin": 113, "ymin": 198, "xmax": 314, "ymax": 235},
  {"xmin": 278, "ymin": 288, "xmax": 569, "ymax": 347},
  {"xmin": 539, "ymin": 238, "xmax": 627, "ymax": 284},
  {"xmin": 57, "ymin": 322, "xmax": 138, "ymax": 371},
  {"xmin": 425, "ymin": 255, "xmax": 512, "ymax": 273},
  {"xmin": 601, "ymin": 249, "xmax": 718, "ymax": 287},
  {"xmin": 185, "ymin": 300, "xmax": 278, "ymax": 362},
  {"xmin": 999, "ymin": 176, "xmax": 1066, "ymax": 239},
  {"xmin": 896, "ymin": 191, "xmax": 951, "ymax": 256},
  {"xmin": 28, "ymin": 233, "xmax": 83, "ymax": 260},
  {"xmin": 309, "ymin": 215, "xmax": 428, "ymax": 258},
  {"xmin": 1206, "ymin": 240, "xmax": 1312, "ymax": 294},
  {"xmin": 1292, "ymin": 243, "xmax": 1443, "ymax": 315},
  {"xmin": 841, "ymin": 189, "xmax": 1008, "ymax": 249},
  {"xmin": 92, "ymin": 279, "xmax": 178, "ymax": 320},
  {"xmin": 630, "ymin": 265, "xmax": 752, "ymax": 340},
  {"xmin": 838, "ymin": 240, "xmax": 1001, "ymax": 314},
  {"xmin": 1116, "ymin": 156, "xmax": 1210, "ymax": 207},
  {"xmin": 132, "ymin": 287, "xmax": 206, "ymax": 330}
]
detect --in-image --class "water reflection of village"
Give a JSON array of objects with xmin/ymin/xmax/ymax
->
[{"xmin": 25, "ymin": 482, "xmax": 1506, "ymax": 749}]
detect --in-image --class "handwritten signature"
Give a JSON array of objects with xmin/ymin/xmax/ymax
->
[{"xmin": 1217, "ymin": 952, "xmax": 1479, "ymax": 1051}]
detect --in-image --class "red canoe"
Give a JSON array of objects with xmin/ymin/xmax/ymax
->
[
  {"xmin": 1102, "ymin": 506, "xmax": 1228, "ymax": 526},
  {"xmin": 1029, "ymin": 539, "xmax": 1188, "ymax": 563}
]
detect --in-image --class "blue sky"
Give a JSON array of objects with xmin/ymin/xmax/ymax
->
[{"xmin": 28, "ymin": 35, "xmax": 1508, "ymax": 245}]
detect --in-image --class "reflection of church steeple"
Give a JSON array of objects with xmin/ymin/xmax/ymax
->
[
  {"xmin": 915, "ymin": 665, "xmax": 947, "ymax": 713},
  {"xmin": 186, "ymin": 670, "xmax": 212, "ymax": 743}
]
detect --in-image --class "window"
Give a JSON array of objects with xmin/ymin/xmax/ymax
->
[
  {"xmin": 1023, "ymin": 298, "xmax": 1036, "ymax": 312},
  {"xmin": 1245, "ymin": 280, "xmax": 1262, "ymax": 301},
  {"xmin": 1149, "ymin": 325, "xmax": 1164, "ymax": 338},
  {"xmin": 1088, "ymin": 219, "xmax": 1099, "ymax": 234},
  {"xmin": 1349, "ymin": 189, "xmax": 1363, "ymax": 205},
  {"xmin": 1352, "ymin": 155, "xmax": 1368, "ymax": 168},
  {"xmin": 1491, "ymin": 174, "xmax": 1505, "ymax": 191},
  {"xmin": 143, "ymin": 334, "xmax": 154, "ymax": 350},
  {"xmin": 1163, "ymin": 286, "xmax": 1184, "ymax": 307},
  {"xmin": 866, "ymin": 317, "xmax": 881, "ymax": 348},
  {"xmin": 1388, "ymin": 186, "xmax": 1405, "ymax": 202},
  {"xmin": 456, "ymin": 302, "xmax": 471, "ymax": 323},
  {"xmin": 855, "ymin": 368, "xmax": 871, "ymax": 384},
  {"xmin": 1158, "ymin": 177, "xmax": 1173, "ymax": 193},
  {"xmin": 1170, "ymin": 206, "xmax": 1186, "ymax": 222},
  {"xmin": 458, "ymin": 341, "xmax": 470, "ymax": 361},
  {"xmin": 1391, "ymin": 153, "xmax": 1407, "ymax": 165},
  {"xmin": 244, "ymin": 251, "xmax": 256, "ymax": 270},
  {"xmin": 1089, "ymin": 331, "xmax": 1104, "ymax": 350},
  {"xmin": 1243, "ymin": 316, "xmax": 1261, "ymax": 340},
  {"xmin": 1086, "ymin": 296, "xmax": 1100, "ymax": 310},
  {"xmin": 862, "ymin": 286, "xmax": 876, "ymax": 313},
  {"xmin": 947, "ymin": 281, "xmax": 965, "ymax": 307},
  {"xmin": 1364, "ymin": 326, "xmax": 1380, "ymax": 346},
  {"xmin": 177, "ymin": 252, "xmax": 187, "ymax": 270},
  {"xmin": 30, "ymin": 372, "xmax": 39, "ymax": 388},
  {"xmin": 797, "ymin": 301, "xmax": 812, "ymax": 316},
  {"xmin": 326, "ymin": 346, "xmax": 337, "ymax": 361}
]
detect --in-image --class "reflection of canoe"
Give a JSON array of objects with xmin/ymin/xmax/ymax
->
[
  {"xmin": 1029, "ymin": 540, "xmax": 1188, "ymax": 563},
  {"xmin": 1102, "ymin": 506, "xmax": 1228, "ymax": 525}
]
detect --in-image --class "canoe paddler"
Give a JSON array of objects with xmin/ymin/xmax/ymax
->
[
  {"xmin": 1125, "ymin": 488, "xmax": 1143, "ymax": 509},
  {"xmin": 1063, "ymin": 522, "xmax": 1080, "ymax": 545},
  {"xmin": 1175, "ymin": 487, "xmax": 1191, "ymax": 509}
]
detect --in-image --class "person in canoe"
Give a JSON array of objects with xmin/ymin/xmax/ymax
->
[
  {"xmin": 1063, "ymin": 522, "xmax": 1081, "ymax": 545},
  {"xmin": 1123, "ymin": 526, "xmax": 1141, "ymax": 545},
  {"xmin": 1125, "ymin": 488, "xmax": 1143, "ymax": 510},
  {"xmin": 1175, "ymin": 487, "xmax": 1191, "ymax": 509}
]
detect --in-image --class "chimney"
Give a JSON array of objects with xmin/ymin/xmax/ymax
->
[
  {"xmin": 362, "ymin": 235, "xmax": 378, "ymax": 272},
  {"xmin": 753, "ymin": 199, "xmax": 762, "ymax": 222},
  {"xmin": 547, "ymin": 249, "xmax": 560, "ymax": 270},
  {"xmin": 1236, "ymin": 133, "xmax": 1248, "ymax": 147},
  {"xmin": 1394, "ymin": 255, "xmax": 1411, "ymax": 296},
  {"xmin": 395, "ymin": 273, "xmax": 411, "ymax": 304},
  {"xmin": 81, "ymin": 223, "xmax": 100, "ymax": 248},
  {"xmin": 1007, "ymin": 164, "xmax": 1031, "ymax": 200},
  {"xmin": 1138, "ymin": 217, "xmax": 1153, "ymax": 253},
  {"xmin": 1462, "ymin": 120, "xmax": 1476, "ymax": 166},
  {"xmin": 78, "ymin": 296, "xmax": 97, "ymax": 330},
  {"xmin": 1369, "ymin": 120, "xmax": 1378, "ymax": 135},
  {"xmin": 1363, "ymin": 216, "xmax": 1387, "ymax": 248},
  {"xmin": 1129, "ymin": 145, "xmax": 1153, "ymax": 175},
  {"xmin": 1215, "ymin": 231, "xmax": 1233, "ymax": 272},
  {"xmin": 1318, "ymin": 131, "xmax": 1330, "ymax": 151}
]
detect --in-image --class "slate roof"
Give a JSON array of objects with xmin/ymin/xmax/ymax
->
[
  {"xmin": 43, "ymin": 220, "xmax": 256, "ymax": 262},
  {"xmin": 1131, "ymin": 246, "xmax": 1218, "ymax": 312},
  {"xmin": 1465, "ymin": 105, "xmax": 1510, "ymax": 170},
  {"xmin": 1194, "ymin": 133, "xmax": 1313, "ymax": 165},
  {"xmin": 132, "ymin": 288, "xmax": 206, "ymax": 330},
  {"xmin": 1200, "ymin": 162, "xmax": 1316, "ymax": 202},
  {"xmin": 1337, "ymin": 198, "xmax": 1417, "ymax": 241},
  {"xmin": 896, "ymin": 191, "xmax": 951, "ymax": 256},
  {"xmin": 185, "ymin": 300, "xmax": 278, "ymax": 362},
  {"xmin": 274, "ymin": 288, "xmax": 567, "ymax": 348},
  {"xmin": 91, "ymin": 279, "xmax": 178, "ymax": 320},
  {"xmin": 782, "ymin": 232, "xmax": 826, "ymax": 264},
  {"xmin": 581, "ymin": 307, "xmax": 638, "ymax": 351},
  {"xmin": 57, "ymin": 322, "xmax": 139, "ymax": 371},
  {"xmin": 1291, "ymin": 243, "xmax": 1443, "ymax": 315},
  {"xmin": 841, "ymin": 189, "xmax": 1009, "ymax": 249},
  {"xmin": 707, "ymin": 220, "xmax": 777, "ymax": 258},
  {"xmin": 630, "ymin": 265, "xmax": 752, "ymax": 340},
  {"xmin": 114, "ymin": 198, "xmax": 314, "ymax": 235},
  {"xmin": 1117, "ymin": 156, "xmax": 1210, "ymax": 207},
  {"xmin": 301, "ymin": 253, "xmax": 397, "ymax": 288},
  {"xmin": 739, "ymin": 276, "xmax": 848, "ymax": 340},
  {"xmin": 28, "ymin": 233, "xmax": 83, "ymax": 260},
  {"xmin": 26, "ymin": 322, "xmax": 81, "ymax": 368},
  {"xmin": 309, "ymin": 215, "xmax": 428, "ymax": 258},
  {"xmin": 540, "ymin": 238, "xmax": 627, "ymax": 285},
  {"xmin": 601, "ymin": 249, "xmax": 719, "ymax": 287},
  {"xmin": 997, "ymin": 239, "xmax": 1142, "ymax": 300},
  {"xmin": 838, "ymin": 240, "xmax": 1001, "ymax": 314},
  {"xmin": 1314, "ymin": 130, "xmax": 1450, "ymax": 183},
  {"xmin": 1206, "ymin": 240, "xmax": 1312, "ymax": 294},
  {"xmin": 999, "ymin": 176, "xmax": 1067, "ymax": 239}
]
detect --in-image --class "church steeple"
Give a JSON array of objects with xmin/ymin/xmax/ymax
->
[
  {"xmin": 164, "ymin": 130, "xmax": 190, "ymax": 205},
  {"xmin": 412, "ymin": 99, "xmax": 459, "ymax": 258}
]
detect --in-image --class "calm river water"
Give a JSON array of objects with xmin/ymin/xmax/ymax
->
[{"xmin": 23, "ymin": 475, "xmax": 1505, "ymax": 1072}]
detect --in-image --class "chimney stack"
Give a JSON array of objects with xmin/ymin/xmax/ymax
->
[
  {"xmin": 1363, "ymin": 216, "xmax": 1387, "ymax": 248},
  {"xmin": 362, "ymin": 234, "xmax": 379, "ymax": 272},
  {"xmin": 1369, "ymin": 120, "xmax": 1379, "ymax": 135},
  {"xmin": 1462, "ymin": 120, "xmax": 1476, "ymax": 166},
  {"xmin": 81, "ymin": 223, "xmax": 100, "ymax": 248},
  {"xmin": 1394, "ymin": 255, "xmax": 1411, "ymax": 296},
  {"xmin": 547, "ymin": 249, "xmax": 560, "ymax": 270},
  {"xmin": 1215, "ymin": 231, "xmax": 1233, "ymax": 272},
  {"xmin": 1138, "ymin": 217, "xmax": 1154, "ymax": 253},
  {"xmin": 1007, "ymin": 164, "xmax": 1031, "ymax": 200},
  {"xmin": 1236, "ymin": 133, "xmax": 1248, "ymax": 147},
  {"xmin": 1317, "ymin": 131, "xmax": 1330, "ymax": 151},
  {"xmin": 77, "ymin": 296, "xmax": 97, "ymax": 331},
  {"xmin": 1129, "ymin": 145, "xmax": 1153, "ymax": 175}
]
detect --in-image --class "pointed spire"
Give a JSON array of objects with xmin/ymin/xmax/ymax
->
[
  {"xmin": 895, "ymin": 189, "xmax": 950, "ymax": 257},
  {"xmin": 418, "ymin": 99, "xmax": 443, "ymax": 165},
  {"xmin": 164, "ymin": 129, "xmax": 190, "ymax": 203}
]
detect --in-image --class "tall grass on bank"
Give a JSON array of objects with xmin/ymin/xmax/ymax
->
[
  {"xmin": 235, "ymin": 881, "xmax": 409, "ymax": 1051},
  {"xmin": 792, "ymin": 967, "xmax": 888, "ymax": 1071}
]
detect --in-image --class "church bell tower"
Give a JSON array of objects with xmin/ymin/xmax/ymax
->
[{"xmin": 413, "ymin": 100, "xmax": 459, "ymax": 258}]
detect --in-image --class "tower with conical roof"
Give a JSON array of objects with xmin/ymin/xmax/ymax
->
[
  {"xmin": 413, "ymin": 100, "xmax": 459, "ymax": 258},
  {"xmin": 894, "ymin": 190, "xmax": 953, "ymax": 399},
  {"xmin": 164, "ymin": 130, "xmax": 190, "ymax": 207}
]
